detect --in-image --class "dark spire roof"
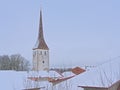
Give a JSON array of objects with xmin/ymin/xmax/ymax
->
[{"xmin": 33, "ymin": 10, "xmax": 49, "ymax": 50}]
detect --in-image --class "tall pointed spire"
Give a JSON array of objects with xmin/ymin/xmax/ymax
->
[{"xmin": 33, "ymin": 10, "xmax": 49, "ymax": 50}]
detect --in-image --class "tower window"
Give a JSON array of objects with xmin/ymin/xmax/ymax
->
[
  {"xmin": 42, "ymin": 61, "xmax": 45, "ymax": 64},
  {"xmin": 44, "ymin": 51, "xmax": 46, "ymax": 55},
  {"xmin": 39, "ymin": 51, "xmax": 42, "ymax": 55}
]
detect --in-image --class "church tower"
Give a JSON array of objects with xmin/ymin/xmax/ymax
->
[{"xmin": 33, "ymin": 10, "xmax": 49, "ymax": 71}]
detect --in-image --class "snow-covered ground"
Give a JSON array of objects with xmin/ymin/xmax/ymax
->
[
  {"xmin": 0, "ymin": 70, "xmax": 83, "ymax": 90},
  {"xmin": 0, "ymin": 70, "xmax": 27, "ymax": 90},
  {"xmin": 1, "ymin": 57, "xmax": 119, "ymax": 90}
]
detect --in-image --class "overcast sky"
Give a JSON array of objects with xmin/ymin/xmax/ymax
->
[{"xmin": 0, "ymin": 0, "xmax": 120, "ymax": 67}]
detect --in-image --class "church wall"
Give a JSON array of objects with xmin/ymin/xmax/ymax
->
[{"xmin": 33, "ymin": 49, "xmax": 49, "ymax": 71}]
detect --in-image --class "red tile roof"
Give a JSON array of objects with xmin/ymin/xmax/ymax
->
[{"xmin": 71, "ymin": 67, "xmax": 85, "ymax": 75}]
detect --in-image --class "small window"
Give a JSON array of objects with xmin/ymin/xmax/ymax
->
[
  {"xmin": 44, "ymin": 51, "xmax": 46, "ymax": 55},
  {"xmin": 33, "ymin": 53, "xmax": 35, "ymax": 57},
  {"xmin": 42, "ymin": 61, "xmax": 45, "ymax": 64},
  {"xmin": 39, "ymin": 51, "xmax": 42, "ymax": 55}
]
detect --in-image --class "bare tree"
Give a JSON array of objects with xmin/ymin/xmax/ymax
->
[
  {"xmin": 0, "ymin": 54, "xmax": 30, "ymax": 71},
  {"xmin": 0, "ymin": 55, "xmax": 11, "ymax": 70}
]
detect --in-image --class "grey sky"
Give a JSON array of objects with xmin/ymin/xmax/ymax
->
[{"xmin": 0, "ymin": 0, "xmax": 120, "ymax": 67}]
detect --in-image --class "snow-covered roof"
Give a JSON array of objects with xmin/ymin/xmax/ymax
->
[
  {"xmin": 0, "ymin": 70, "xmax": 63, "ymax": 90},
  {"xmin": 70, "ymin": 57, "xmax": 120, "ymax": 88},
  {"xmin": 62, "ymin": 71, "xmax": 75, "ymax": 77},
  {"xmin": 27, "ymin": 71, "xmax": 62, "ymax": 78}
]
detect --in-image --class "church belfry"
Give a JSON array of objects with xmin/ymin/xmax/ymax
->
[{"xmin": 33, "ymin": 10, "xmax": 49, "ymax": 71}]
